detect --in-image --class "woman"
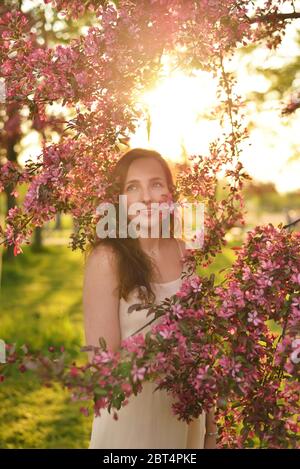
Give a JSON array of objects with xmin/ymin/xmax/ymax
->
[{"xmin": 83, "ymin": 148, "xmax": 217, "ymax": 449}]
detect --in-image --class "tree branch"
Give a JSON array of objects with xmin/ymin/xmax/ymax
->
[
  {"xmin": 248, "ymin": 12, "xmax": 300, "ymax": 23},
  {"xmin": 283, "ymin": 217, "xmax": 300, "ymax": 229}
]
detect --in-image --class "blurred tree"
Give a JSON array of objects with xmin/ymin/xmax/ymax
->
[
  {"xmin": 0, "ymin": 0, "xmax": 97, "ymax": 258},
  {"xmin": 241, "ymin": 27, "xmax": 300, "ymax": 114}
]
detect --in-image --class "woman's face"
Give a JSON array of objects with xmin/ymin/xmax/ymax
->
[{"xmin": 121, "ymin": 157, "xmax": 172, "ymax": 234}]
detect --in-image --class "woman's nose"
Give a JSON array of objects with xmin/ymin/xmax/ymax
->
[{"xmin": 141, "ymin": 187, "xmax": 151, "ymax": 204}]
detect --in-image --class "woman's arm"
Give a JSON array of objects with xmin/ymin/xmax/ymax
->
[
  {"xmin": 204, "ymin": 406, "xmax": 218, "ymax": 449},
  {"xmin": 83, "ymin": 244, "xmax": 121, "ymax": 364}
]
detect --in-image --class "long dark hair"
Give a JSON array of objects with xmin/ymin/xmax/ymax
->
[{"xmin": 85, "ymin": 148, "xmax": 179, "ymax": 303}]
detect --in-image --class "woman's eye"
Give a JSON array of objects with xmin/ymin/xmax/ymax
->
[
  {"xmin": 126, "ymin": 184, "xmax": 137, "ymax": 191},
  {"xmin": 126, "ymin": 182, "xmax": 163, "ymax": 191}
]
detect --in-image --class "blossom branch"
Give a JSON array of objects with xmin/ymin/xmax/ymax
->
[
  {"xmin": 283, "ymin": 217, "xmax": 300, "ymax": 229},
  {"xmin": 248, "ymin": 12, "xmax": 300, "ymax": 23}
]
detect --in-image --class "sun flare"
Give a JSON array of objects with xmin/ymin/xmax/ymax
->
[{"xmin": 130, "ymin": 68, "xmax": 220, "ymax": 164}]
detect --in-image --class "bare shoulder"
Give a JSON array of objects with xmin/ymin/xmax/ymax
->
[
  {"xmin": 86, "ymin": 244, "xmax": 117, "ymax": 268},
  {"xmin": 84, "ymin": 243, "xmax": 119, "ymax": 276},
  {"xmin": 83, "ymin": 243, "xmax": 120, "ymax": 302},
  {"xmin": 83, "ymin": 242, "xmax": 121, "ymax": 357}
]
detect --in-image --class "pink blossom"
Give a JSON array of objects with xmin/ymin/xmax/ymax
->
[
  {"xmin": 93, "ymin": 351, "xmax": 115, "ymax": 364},
  {"xmin": 121, "ymin": 333, "xmax": 145, "ymax": 356},
  {"xmin": 290, "ymin": 339, "xmax": 300, "ymax": 364},
  {"xmin": 80, "ymin": 407, "xmax": 89, "ymax": 417},
  {"xmin": 171, "ymin": 304, "xmax": 185, "ymax": 319},
  {"xmin": 131, "ymin": 364, "xmax": 146, "ymax": 383},
  {"xmin": 291, "ymin": 273, "xmax": 300, "ymax": 285},
  {"xmin": 247, "ymin": 311, "xmax": 262, "ymax": 326},
  {"xmin": 156, "ymin": 325, "xmax": 174, "ymax": 340},
  {"xmin": 121, "ymin": 382, "xmax": 132, "ymax": 396},
  {"xmin": 190, "ymin": 277, "xmax": 202, "ymax": 293},
  {"xmin": 70, "ymin": 366, "xmax": 79, "ymax": 377}
]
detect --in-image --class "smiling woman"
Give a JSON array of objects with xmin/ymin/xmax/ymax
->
[
  {"xmin": 86, "ymin": 148, "xmax": 180, "ymax": 303},
  {"xmin": 82, "ymin": 148, "xmax": 216, "ymax": 449}
]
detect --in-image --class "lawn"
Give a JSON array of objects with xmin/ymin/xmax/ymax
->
[{"xmin": 0, "ymin": 245, "xmax": 93, "ymax": 448}]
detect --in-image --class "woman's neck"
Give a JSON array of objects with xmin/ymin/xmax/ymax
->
[{"xmin": 138, "ymin": 237, "xmax": 162, "ymax": 256}]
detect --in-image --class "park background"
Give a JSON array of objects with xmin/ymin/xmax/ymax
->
[{"xmin": 0, "ymin": 0, "xmax": 300, "ymax": 448}]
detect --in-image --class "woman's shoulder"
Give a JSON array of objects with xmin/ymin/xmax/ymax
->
[
  {"xmin": 85, "ymin": 242, "xmax": 119, "ymax": 273},
  {"xmin": 83, "ymin": 243, "xmax": 120, "ymax": 297}
]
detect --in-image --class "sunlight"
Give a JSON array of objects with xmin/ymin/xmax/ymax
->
[
  {"xmin": 130, "ymin": 68, "xmax": 221, "ymax": 164},
  {"xmin": 130, "ymin": 51, "xmax": 300, "ymax": 194}
]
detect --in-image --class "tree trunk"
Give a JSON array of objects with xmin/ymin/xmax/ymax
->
[
  {"xmin": 3, "ymin": 134, "xmax": 18, "ymax": 261},
  {"xmin": 33, "ymin": 226, "xmax": 43, "ymax": 250},
  {"xmin": 55, "ymin": 212, "xmax": 62, "ymax": 230}
]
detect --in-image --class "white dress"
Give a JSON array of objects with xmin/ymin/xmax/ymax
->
[{"xmin": 89, "ymin": 240, "xmax": 206, "ymax": 449}]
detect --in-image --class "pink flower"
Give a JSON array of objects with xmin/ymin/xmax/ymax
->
[
  {"xmin": 70, "ymin": 366, "xmax": 79, "ymax": 377},
  {"xmin": 13, "ymin": 244, "xmax": 23, "ymax": 256},
  {"xmin": 93, "ymin": 351, "xmax": 114, "ymax": 364},
  {"xmin": 176, "ymin": 280, "xmax": 191, "ymax": 298},
  {"xmin": 121, "ymin": 382, "xmax": 132, "ymax": 396},
  {"xmin": 74, "ymin": 71, "xmax": 88, "ymax": 87},
  {"xmin": 171, "ymin": 304, "xmax": 184, "ymax": 319},
  {"xmin": 156, "ymin": 324, "xmax": 175, "ymax": 340},
  {"xmin": 284, "ymin": 419, "xmax": 299, "ymax": 433},
  {"xmin": 121, "ymin": 334, "xmax": 145, "ymax": 357},
  {"xmin": 247, "ymin": 311, "xmax": 262, "ymax": 326},
  {"xmin": 80, "ymin": 407, "xmax": 89, "ymax": 417},
  {"xmin": 195, "ymin": 365, "xmax": 209, "ymax": 383},
  {"xmin": 290, "ymin": 339, "xmax": 300, "ymax": 364},
  {"xmin": 284, "ymin": 360, "xmax": 294, "ymax": 374},
  {"xmin": 94, "ymin": 397, "xmax": 108, "ymax": 416},
  {"xmin": 231, "ymin": 362, "xmax": 242, "ymax": 379},
  {"xmin": 131, "ymin": 364, "xmax": 146, "ymax": 383},
  {"xmin": 190, "ymin": 277, "xmax": 202, "ymax": 293},
  {"xmin": 291, "ymin": 273, "xmax": 300, "ymax": 285}
]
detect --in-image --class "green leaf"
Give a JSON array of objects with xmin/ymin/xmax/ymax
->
[
  {"xmin": 94, "ymin": 388, "xmax": 107, "ymax": 398},
  {"xmin": 117, "ymin": 361, "xmax": 131, "ymax": 378}
]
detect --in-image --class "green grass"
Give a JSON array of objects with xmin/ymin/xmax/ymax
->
[
  {"xmin": 1, "ymin": 245, "xmax": 85, "ymax": 353},
  {"xmin": 0, "ymin": 245, "xmax": 93, "ymax": 448},
  {"xmin": 0, "ymin": 374, "xmax": 92, "ymax": 449},
  {"xmin": 197, "ymin": 238, "xmax": 241, "ymax": 283}
]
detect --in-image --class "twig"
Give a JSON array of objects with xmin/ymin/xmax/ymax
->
[
  {"xmin": 283, "ymin": 217, "xmax": 300, "ymax": 229},
  {"xmin": 247, "ymin": 11, "xmax": 300, "ymax": 23},
  {"xmin": 219, "ymin": 50, "xmax": 238, "ymax": 159}
]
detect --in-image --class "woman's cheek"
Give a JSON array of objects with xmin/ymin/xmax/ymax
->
[
  {"xmin": 126, "ymin": 194, "xmax": 139, "ymax": 210},
  {"xmin": 159, "ymin": 191, "xmax": 172, "ymax": 201}
]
